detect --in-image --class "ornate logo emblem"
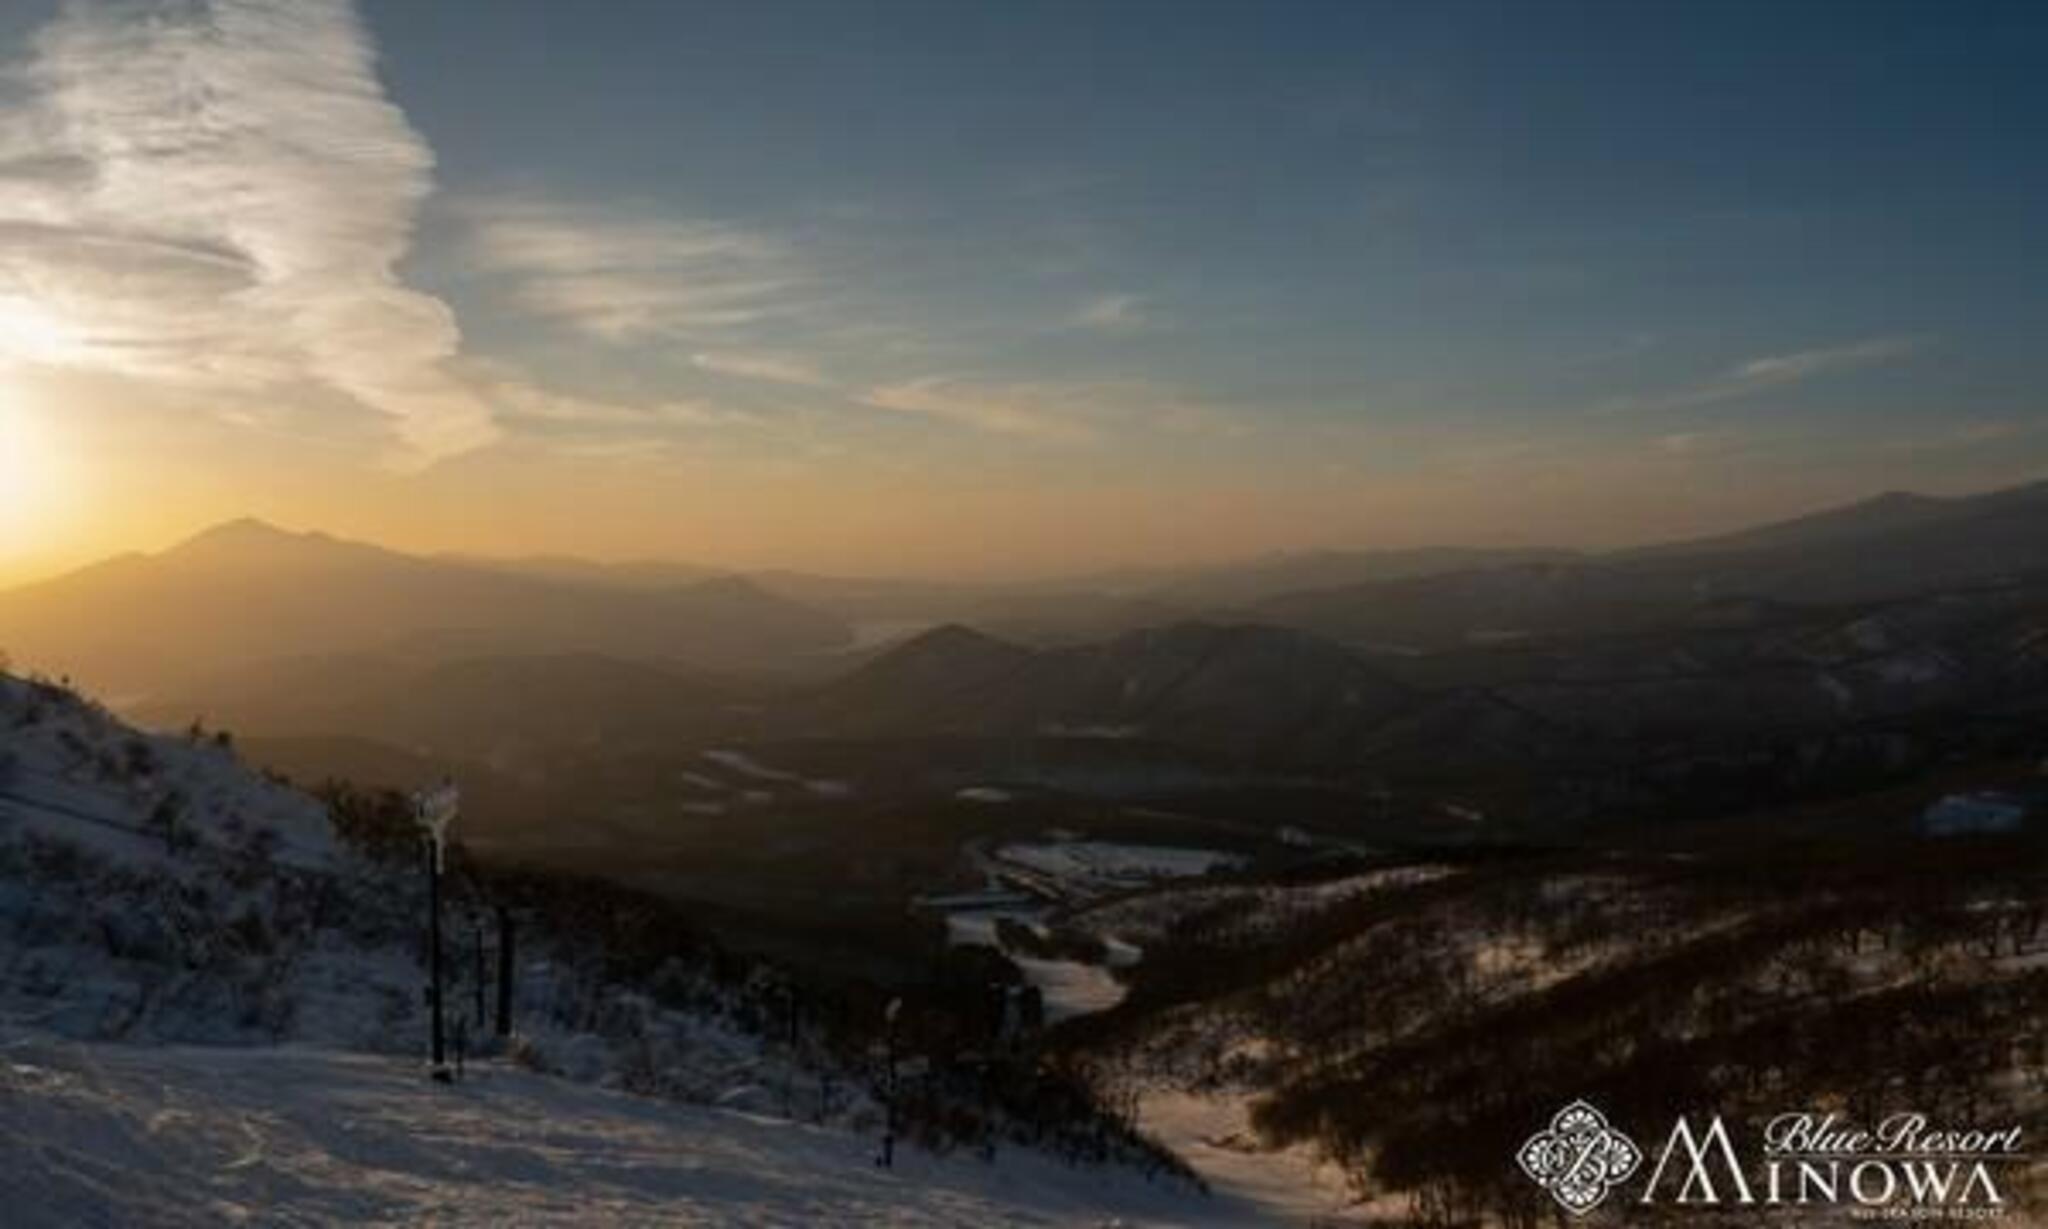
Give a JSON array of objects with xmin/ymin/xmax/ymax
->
[{"xmin": 1518, "ymin": 1100, "xmax": 1642, "ymax": 1216}]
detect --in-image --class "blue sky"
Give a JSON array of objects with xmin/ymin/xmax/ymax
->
[
  {"xmin": 1, "ymin": 1, "xmax": 2045, "ymax": 575},
  {"xmin": 376, "ymin": 0, "xmax": 2048, "ymax": 433}
]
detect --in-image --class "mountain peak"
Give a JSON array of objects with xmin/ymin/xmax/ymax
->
[
  {"xmin": 161, "ymin": 519, "xmax": 368, "ymax": 568},
  {"xmin": 199, "ymin": 515, "xmax": 287, "ymax": 535},
  {"xmin": 898, "ymin": 622, "xmax": 1024, "ymax": 657},
  {"xmin": 849, "ymin": 623, "xmax": 1033, "ymax": 685},
  {"xmin": 178, "ymin": 518, "xmax": 309, "ymax": 549}
]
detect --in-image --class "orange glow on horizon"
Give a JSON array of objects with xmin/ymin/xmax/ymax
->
[{"xmin": 0, "ymin": 393, "xmax": 66, "ymax": 571}]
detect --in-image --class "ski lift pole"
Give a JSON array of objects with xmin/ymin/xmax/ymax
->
[
  {"xmin": 495, "ymin": 904, "xmax": 515, "ymax": 1038},
  {"xmin": 878, "ymin": 996, "xmax": 902, "ymax": 1169},
  {"xmin": 414, "ymin": 779, "xmax": 460, "ymax": 1084},
  {"xmin": 474, "ymin": 920, "xmax": 486, "ymax": 1025}
]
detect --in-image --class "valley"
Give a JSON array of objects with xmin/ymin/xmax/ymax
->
[{"xmin": 4, "ymin": 482, "xmax": 2047, "ymax": 1225}]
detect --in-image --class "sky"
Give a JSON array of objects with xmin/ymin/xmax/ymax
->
[{"xmin": 0, "ymin": 0, "xmax": 2044, "ymax": 583}]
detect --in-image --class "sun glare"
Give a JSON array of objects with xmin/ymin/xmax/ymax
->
[{"xmin": 0, "ymin": 296, "xmax": 84, "ymax": 368}]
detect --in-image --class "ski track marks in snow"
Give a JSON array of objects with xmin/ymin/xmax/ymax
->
[{"xmin": 0, "ymin": 1033, "xmax": 1278, "ymax": 1227}]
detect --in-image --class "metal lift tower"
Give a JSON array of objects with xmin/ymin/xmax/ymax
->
[{"xmin": 414, "ymin": 779, "xmax": 460, "ymax": 1083}]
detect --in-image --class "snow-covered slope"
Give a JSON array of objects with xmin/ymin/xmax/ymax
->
[
  {"xmin": 0, "ymin": 673, "xmax": 378, "ymax": 1045},
  {"xmin": 0, "ymin": 673, "xmax": 334, "ymax": 868},
  {"xmin": 0, "ymin": 671, "xmax": 804, "ymax": 1079},
  {"xmin": 1, "ymin": 1030, "xmax": 1245, "ymax": 1228}
]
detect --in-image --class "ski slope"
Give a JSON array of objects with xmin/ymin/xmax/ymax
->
[{"xmin": 0, "ymin": 1030, "xmax": 1265, "ymax": 1227}]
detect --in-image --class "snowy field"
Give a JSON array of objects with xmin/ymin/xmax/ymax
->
[
  {"xmin": 1009, "ymin": 955, "xmax": 1129, "ymax": 1023},
  {"xmin": 699, "ymin": 749, "xmax": 852, "ymax": 799},
  {"xmin": 0, "ymin": 1031, "xmax": 1265, "ymax": 1228},
  {"xmin": 1138, "ymin": 1091, "xmax": 1377, "ymax": 1226},
  {"xmin": 942, "ymin": 840, "xmax": 1249, "ymax": 1023},
  {"xmin": 991, "ymin": 842, "xmax": 1245, "ymax": 901}
]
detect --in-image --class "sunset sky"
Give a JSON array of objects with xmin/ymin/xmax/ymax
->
[{"xmin": 1, "ymin": 0, "xmax": 2044, "ymax": 584}]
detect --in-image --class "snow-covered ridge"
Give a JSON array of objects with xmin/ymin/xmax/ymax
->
[
  {"xmin": 0, "ymin": 674, "xmax": 334, "ymax": 869},
  {"xmin": 0, "ymin": 674, "xmax": 816, "ymax": 1087},
  {"xmin": 0, "ymin": 674, "xmax": 840, "ymax": 1108}
]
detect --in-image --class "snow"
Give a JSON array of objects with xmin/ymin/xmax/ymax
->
[
  {"xmin": 0, "ymin": 1030, "xmax": 1254, "ymax": 1228},
  {"xmin": 940, "ymin": 910, "xmax": 1038, "ymax": 950},
  {"xmin": 702, "ymin": 749, "xmax": 802, "ymax": 783},
  {"xmin": 1101, "ymin": 936, "xmax": 1144, "ymax": 968},
  {"xmin": 0, "ymin": 677, "xmax": 335, "ymax": 872},
  {"xmin": 933, "ymin": 842, "xmax": 1249, "ymax": 1028},
  {"xmin": 991, "ymin": 842, "xmax": 1243, "ymax": 898},
  {"xmin": 942, "ymin": 912, "xmax": 1003, "ymax": 947},
  {"xmin": 701, "ymin": 750, "xmax": 851, "ymax": 799},
  {"xmin": 940, "ymin": 912, "xmax": 1131, "ymax": 1022},
  {"xmin": 1138, "ymin": 1090, "xmax": 1376, "ymax": 1225},
  {"xmin": 1009, "ymin": 956, "xmax": 1128, "ymax": 1022},
  {"xmin": 953, "ymin": 787, "xmax": 1013, "ymax": 804},
  {"xmin": 0, "ymin": 677, "xmax": 860, "ymax": 1116}
]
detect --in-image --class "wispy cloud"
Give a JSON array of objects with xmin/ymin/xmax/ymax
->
[
  {"xmin": 861, "ymin": 378, "xmax": 1098, "ymax": 443},
  {"xmin": 1068, "ymin": 292, "xmax": 1152, "ymax": 333},
  {"xmin": 1598, "ymin": 335, "xmax": 1924, "ymax": 416},
  {"xmin": 1654, "ymin": 429, "xmax": 1755, "ymax": 457},
  {"xmin": 690, "ymin": 349, "xmax": 831, "ymax": 388},
  {"xmin": 859, "ymin": 376, "xmax": 1236, "ymax": 444},
  {"xmin": 1725, "ymin": 337, "xmax": 1920, "ymax": 386},
  {"xmin": 0, "ymin": 0, "xmax": 495, "ymax": 465},
  {"xmin": 1878, "ymin": 419, "xmax": 2039, "ymax": 454},
  {"xmin": 465, "ymin": 196, "xmax": 802, "ymax": 343},
  {"xmin": 490, "ymin": 378, "xmax": 741, "ymax": 429}
]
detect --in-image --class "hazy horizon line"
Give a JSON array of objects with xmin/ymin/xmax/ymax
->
[{"xmin": 7, "ymin": 467, "xmax": 2041, "ymax": 594}]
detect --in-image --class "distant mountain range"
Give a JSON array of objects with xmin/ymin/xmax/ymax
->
[
  {"xmin": 1257, "ymin": 479, "xmax": 2048, "ymax": 649},
  {"xmin": 406, "ymin": 477, "xmax": 2048, "ymax": 650},
  {"xmin": 0, "ymin": 519, "xmax": 849, "ymax": 700},
  {"xmin": 7, "ymin": 478, "xmax": 2048, "ymax": 792},
  {"xmin": 1142, "ymin": 545, "xmax": 1582, "ymax": 610}
]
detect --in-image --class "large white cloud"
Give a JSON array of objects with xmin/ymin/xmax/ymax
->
[{"xmin": 0, "ymin": 0, "xmax": 496, "ymax": 464}]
